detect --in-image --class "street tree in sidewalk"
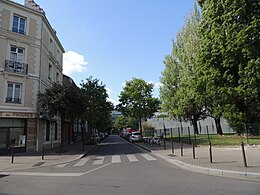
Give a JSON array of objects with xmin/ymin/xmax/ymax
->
[
  {"xmin": 114, "ymin": 116, "xmax": 138, "ymax": 131},
  {"xmin": 80, "ymin": 76, "xmax": 113, "ymax": 141},
  {"xmin": 38, "ymin": 83, "xmax": 85, "ymax": 147},
  {"xmin": 117, "ymin": 78, "xmax": 160, "ymax": 134},
  {"xmin": 197, "ymin": 0, "xmax": 260, "ymax": 133}
]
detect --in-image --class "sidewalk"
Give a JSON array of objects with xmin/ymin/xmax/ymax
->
[
  {"xmin": 135, "ymin": 141, "xmax": 260, "ymax": 181},
  {"xmin": 0, "ymin": 142, "xmax": 96, "ymax": 172}
]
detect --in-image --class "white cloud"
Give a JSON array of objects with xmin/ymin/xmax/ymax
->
[
  {"xmin": 63, "ymin": 51, "xmax": 88, "ymax": 75},
  {"xmin": 107, "ymin": 98, "xmax": 119, "ymax": 106},
  {"xmin": 154, "ymin": 82, "xmax": 163, "ymax": 89}
]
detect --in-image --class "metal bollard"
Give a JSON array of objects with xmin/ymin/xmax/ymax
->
[
  {"xmin": 42, "ymin": 146, "xmax": 44, "ymax": 160},
  {"xmin": 241, "ymin": 141, "xmax": 247, "ymax": 167},
  {"xmin": 209, "ymin": 141, "xmax": 212, "ymax": 163},
  {"xmin": 192, "ymin": 142, "xmax": 196, "ymax": 159},
  {"xmin": 11, "ymin": 148, "xmax": 14, "ymax": 164},
  {"xmin": 180, "ymin": 141, "xmax": 183, "ymax": 156}
]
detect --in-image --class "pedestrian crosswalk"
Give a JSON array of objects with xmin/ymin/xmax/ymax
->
[{"xmin": 56, "ymin": 154, "xmax": 157, "ymax": 168}]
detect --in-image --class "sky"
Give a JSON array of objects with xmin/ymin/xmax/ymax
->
[{"xmin": 15, "ymin": 0, "xmax": 196, "ymax": 105}]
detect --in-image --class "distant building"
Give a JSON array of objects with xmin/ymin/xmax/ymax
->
[{"xmin": 0, "ymin": 0, "xmax": 64, "ymax": 154}]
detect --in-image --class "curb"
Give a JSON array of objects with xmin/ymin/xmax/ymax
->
[{"xmin": 134, "ymin": 143, "xmax": 260, "ymax": 181}]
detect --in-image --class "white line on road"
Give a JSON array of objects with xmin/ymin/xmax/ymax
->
[
  {"xmin": 7, "ymin": 163, "xmax": 112, "ymax": 177},
  {"xmin": 141, "ymin": 154, "xmax": 157, "ymax": 161},
  {"xmin": 93, "ymin": 156, "xmax": 104, "ymax": 165},
  {"xmin": 73, "ymin": 158, "xmax": 89, "ymax": 167},
  {"xmin": 111, "ymin": 155, "xmax": 121, "ymax": 163},
  {"xmin": 126, "ymin": 154, "xmax": 139, "ymax": 162},
  {"xmin": 56, "ymin": 163, "xmax": 69, "ymax": 168}
]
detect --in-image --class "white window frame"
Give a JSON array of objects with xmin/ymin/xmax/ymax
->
[
  {"xmin": 10, "ymin": 46, "xmax": 25, "ymax": 63},
  {"xmin": 12, "ymin": 14, "xmax": 26, "ymax": 35},
  {"xmin": 6, "ymin": 82, "xmax": 22, "ymax": 103}
]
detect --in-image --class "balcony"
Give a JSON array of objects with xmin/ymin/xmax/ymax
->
[{"xmin": 5, "ymin": 60, "xmax": 28, "ymax": 75}]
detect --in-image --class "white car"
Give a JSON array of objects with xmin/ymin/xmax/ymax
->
[{"xmin": 130, "ymin": 132, "xmax": 142, "ymax": 142}]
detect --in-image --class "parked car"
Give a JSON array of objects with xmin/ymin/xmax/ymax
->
[{"xmin": 130, "ymin": 131, "xmax": 143, "ymax": 142}]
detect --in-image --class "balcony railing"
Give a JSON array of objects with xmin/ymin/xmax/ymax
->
[
  {"xmin": 5, "ymin": 60, "xmax": 28, "ymax": 75},
  {"xmin": 5, "ymin": 97, "xmax": 21, "ymax": 104}
]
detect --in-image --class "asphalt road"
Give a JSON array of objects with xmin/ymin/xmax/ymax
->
[{"xmin": 0, "ymin": 136, "xmax": 259, "ymax": 195}]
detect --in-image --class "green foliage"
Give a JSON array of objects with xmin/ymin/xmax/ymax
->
[
  {"xmin": 80, "ymin": 76, "xmax": 113, "ymax": 132},
  {"xmin": 197, "ymin": 0, "xmax": 260, "ymax": 132},
  {"xmin": 114, "ymin": 116, "xmax": 138, "ymax": 130},
  {"xmin": 160, "ymin": 3, "xmax": 204, "ymax": 134},
  {"xmin": 114, "ymin": 115, "xmax": 127, "ymax": 130},
  {"xmin": 38, "ymin": 83, "xmax": 84, "ymax": 121},
  {"xmin": 117, "ymin": 78, "xmax": 160, "ymax": 132}
]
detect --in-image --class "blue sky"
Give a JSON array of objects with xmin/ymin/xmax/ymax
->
[{"xmin": 16, "ymin": 0, "xmax": 196, "ymax": 105}]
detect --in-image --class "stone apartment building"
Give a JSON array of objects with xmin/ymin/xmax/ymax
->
[{"xmin": 0, "ymin": 0, "xmax": 65, "ymax": 154}]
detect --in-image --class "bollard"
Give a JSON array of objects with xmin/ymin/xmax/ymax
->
[
  {"xmin": 180, "ymin": 141, "xmax": 183, "ymax": 156},
  {"xmin": 241, "ymin": 141, "xmax": 247, "ymax": 167},
  {"xmin": 11, "ymin": 148, "xmax": 14, "ymax": 164},
  {"xmin": 83, "ymin": 142, "xmax": 85, "ymax": 151},
  {"xmin": 209, "ymin": 141, "xmax": 212, "ymax": 163},
  {"xmin": 192, "ymin": 142, "xmax": 196, "ymax": 159},
  {"xmin": 42, "ymin": 146, "xmax": 44, "ymax": 160}
]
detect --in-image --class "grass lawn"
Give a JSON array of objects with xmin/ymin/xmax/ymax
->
[{"xmin": 169, "ymin": 134, "xmax": 260, "ymax": 145}]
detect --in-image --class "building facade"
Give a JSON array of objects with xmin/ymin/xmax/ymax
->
[{"xmin": 0, "ymin": 0, "xmax": 64, "ymax": 154}]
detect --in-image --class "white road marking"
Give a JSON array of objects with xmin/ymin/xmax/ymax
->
[
  {"xmin": 141, "ymin": 154, "xmax": 157, "ymax": 161},
  {"xmin": 126, "ymin": 154, "xmax": 139, "ymax": 162},
  {"xmin": 7, "ymin": 163, "xmax": 112, "ymax": 177},
  {"xmin": 93, "ymin": 156, "xmax": 104, "ymax": 165},
  {"xmin": 73, "ymin": 158, "xmax": 89, "ymax": 167},
  {"xmin": 56, "ymin": 163, "xmax": 69, "ymax": 168},
  {"xmin": 111, "ymin": 155, "xmax": 121, "ymax": 163}
]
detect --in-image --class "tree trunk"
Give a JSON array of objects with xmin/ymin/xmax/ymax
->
[
  {"xmin": 139, "ymin": 118, "xmax": 142, "ymax": 135},
  {"xmin": 192, "ymin": 117, "xmax": 199, "ymax": 135},
  {"xmin": 214, "ymin": 117, "xmax": 223, "ymax": 135}
]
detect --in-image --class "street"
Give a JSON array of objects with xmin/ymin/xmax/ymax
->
[{"xmin": 0, "ymin": 135, "xmax": 259, "ymax": 195}]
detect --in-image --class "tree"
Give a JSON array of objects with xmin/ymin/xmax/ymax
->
[
  {"xmin": 117, "ymin": 78, "xmax": 160, "ymax": 134},
  {"xmin": 114, "ymin": 115, "xmax": 127, "ymax": 131},
  {"xmin": 160, "ymin": 3, "xmax": 204, "ymax": 134},
  {"xmin": 197, "ymin": 0, "xmax": 260, "ymax": 133},
  {"xmin": 80, "ymin": 77, "xmax": 113, "ymax": 140},
  {"xmin": 38, "ymin": 83, "xmax": 84, "ymax": 147}
]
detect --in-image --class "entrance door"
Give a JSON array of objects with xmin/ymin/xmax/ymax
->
[{"xmin": 0, "ymin": 128, "xmax": 8, "ymax": 149}]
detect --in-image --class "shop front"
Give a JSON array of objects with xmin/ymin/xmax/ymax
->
[
  {"xmin": 0, "ymin": 118, "xmax": 26, "ymax": 154},
  {"xmin": 0, "ymin": 112, "xmax": 36, "ymax": 155}
]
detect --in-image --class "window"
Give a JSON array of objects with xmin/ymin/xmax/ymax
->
[
  {"xmin": 48, "ymin": 64, "xmax": 52, "ymax": 80},
  {"xmin": 6, "ymin": 83, "xmax": 22, "ymax": 103},
  {"xmin": 56, "ymin": 72, "xmax": 59, "ymax": 83},
  {"xmin": 49, "ymin": 38, "xmax": 54, "ymax": 53},
  {"xmin": 12, "ymin": 15, "xmax": 26, "ymax": 34},
  {"xmin": 10, "ymin": 46, "xmax": 24, "ymax": 63}
]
